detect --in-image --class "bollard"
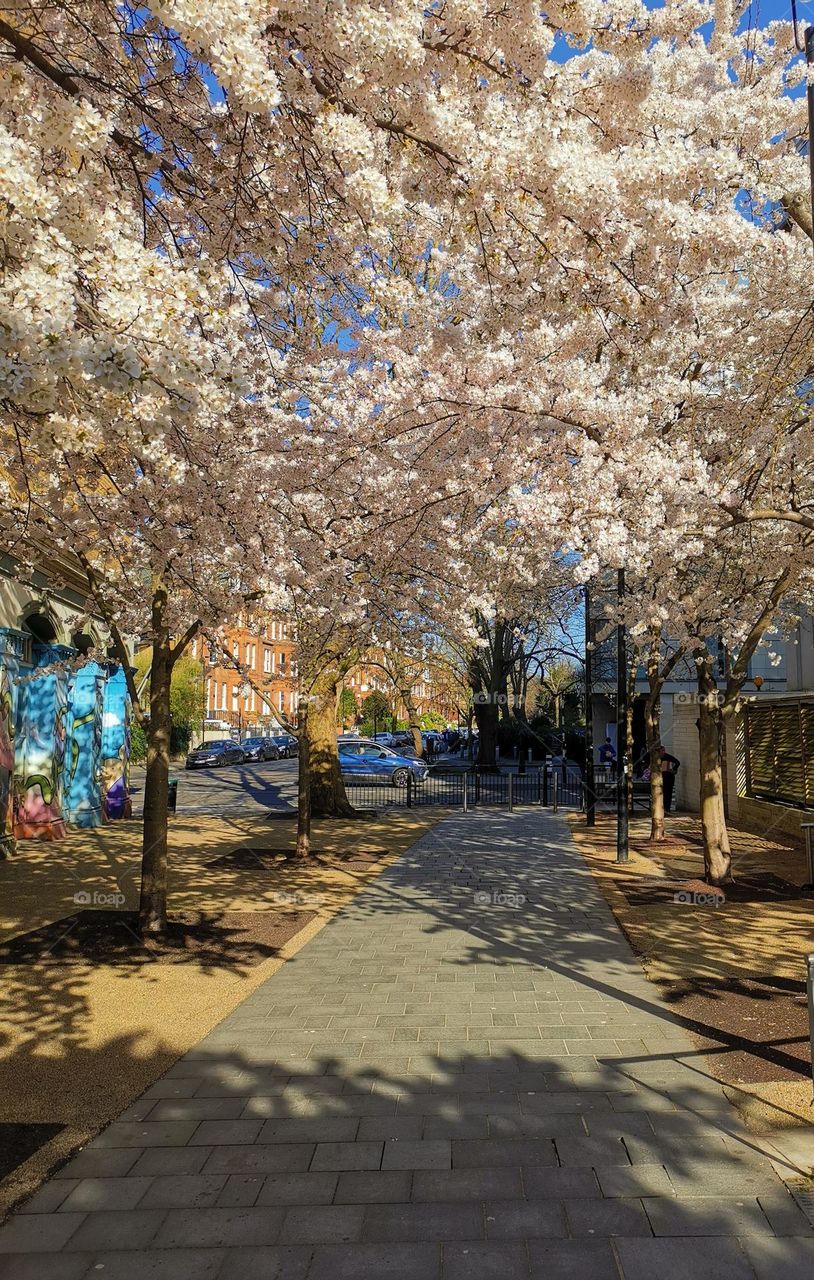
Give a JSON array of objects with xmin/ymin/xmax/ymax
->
[
  {"xmin": 802, "ymin": 823, "xmax": 814, "ymax": 891},
  {"xmin": 463, "ymin": 773, "xmax": 468, "ymax": 813},
  {"xmin": 406, "ymin": 772, "xmax": 413, "ymax": 808},
  {"xmin": 508, "ymin": 773, "xmax": 513, "ymax": 812},
  {"xmin": 807, "ymin": 954, "xmax": 814, "ymax": 1098},
  {"xmin": 167, "ymin": 778, "xmax": 178, "ymax": 815},
  {"xmin": 552, "ymin": 774, "xmax": 559, "ymax": 813}
]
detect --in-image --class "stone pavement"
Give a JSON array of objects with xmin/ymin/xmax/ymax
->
[{"xmin": 1, "ymin": 809, "xmax": 813, "ymax": 1279}]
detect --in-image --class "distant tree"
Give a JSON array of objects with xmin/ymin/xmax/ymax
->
[
  {"xmin": 337, "ymin": 687, "xmax": 359, "ymax": 728},
  {"xmin": 362, "ymin": 691, "xmax": 391, "ymax": 726}
]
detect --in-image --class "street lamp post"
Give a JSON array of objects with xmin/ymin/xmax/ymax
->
[
  {"xmin": 616, "ymin": 569, "xmax": 629, "ymax": 863},
  {"xmin": 584, "ymin": 586, "xmax": 596, "ymax": 827}
]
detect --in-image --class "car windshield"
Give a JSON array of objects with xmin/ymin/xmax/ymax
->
[{"xmin": 243, "ymin": 739, "xmax": 262, "ymax": 746}]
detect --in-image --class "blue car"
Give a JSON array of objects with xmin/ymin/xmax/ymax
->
[{"xmin": 338, "ymin": 739, "xmax": 429, "ymax": 787}]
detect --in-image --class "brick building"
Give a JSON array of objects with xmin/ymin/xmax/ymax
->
[{"xmin": 194, "ymin": 616, "xmax": 298, "ymax": 736}]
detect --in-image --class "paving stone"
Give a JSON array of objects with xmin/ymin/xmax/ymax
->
[
  {"xmin": 0, "ymin": 1214, "xmax": 87, "ymax": 1254},
  {"xmin": 136, "ymin": 1174, "xmax": 227, "ymax": 1209},
  {"xmin": 362, "ymin": 1202, "xmax": 484, "ymax": 1241},
  {"xmin": 442, "ymin": 1241, "xmax": 530, "ymax": 1278},
  {"xmin": 614, "ymin": 1236, "xmax": 756, "ymax": 1280},
  {"xmin": 452, "ymin": 1139, "xmax": 557, "ymax": 1169},
  {"xmin": 129, "ymin": 1147, "xmax": 212, "ymax": 1177},
  {"xmin": 57, "ymin": 1177, "xmax": 153, "ymax": 1213},
  {"xmin": 741, "ymin": 1235, "xmax": 814, "ymax": 1279},
  {"xmin": 484, "ymin": 1199, "xmax": 566, "ymax": 1239},
  {"xmin": 152, "ymin": 1206, "xmax": 285, "ymax": 1248},
  {"xmin": 280, "ymin": 1205, "xmax": 364, "ymax": 1243},
  {"xmin": 202, "ymin": 1145, "xmax": 315, "ymax": 1174},
  {"xmin": 16, "ymin": 1181, "xmax": 78, "ymax": 1214},
  {"xmin": 553, "ymin": 1136, "xmax": 632, "ymax": 1167},
  {"xmin": 528, "ymin": 1240, "xmax": 619, "ymax": 1279},
  {"xmin": 595, "ymin": 1165, "xmax": 676, "ymax": 1197},
  {"xmin": 53, "ymin": 1148, "xmax": 142, "ymax": 1179},
  {"xmin": 565, "ymin": 1197, "xmax": 651, "ymax": 1236},
  {"xmin": 412, "ymin": 1169, "xmax": 523, "ymax": 1202},
  {"xmin": 216, "ymin": 1245, "xmax": 313, "ymax": 1279},
  {"xmin": 308, "ymin": 1242, "xmax": 441, "ymax": 1280},
  {"xmin": 91, "ymin": 1121, "xmax": 198, "ymax": 1148},
  {"xmin": 522, "ymin": 1168, "xmax": 601, "ymax": 1199},
  {"xmin": 335, "ymin": 1171, "xmax": 413, "ymax": 1203},
  {"xmin": 381, "ymin": 1140, "xmax": 451, "ymax": 1170},
  {"xmin": 643, "ymin": 1195, "xmax": 774, "ymax": 1235},
  {"xmin": 217, "ymin": 1175, "xmax": 266, "ymax": 1207},
  {"xmin": 90, "ymin": 1250, "xmax": 227, "ymax": 1279},
  {"xmin": 190, "ymin": 1120, "xmax": 263, "ymax": 1146},
  {"xmin": 64, "ymin": 1209, "xmax": 167, "ymax": 1251},
  {"xmin": 310, "ymin": 1141, "xmax": 384, "ymax": 1172},
  {"xmin": 0, "ymin": 1256, "xmax": 92, "ymax": 1280}
]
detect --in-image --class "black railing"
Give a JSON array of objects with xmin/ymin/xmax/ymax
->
[{"xmin": 340, "ymin": 765, "xmax": 585, "ymax": 811}]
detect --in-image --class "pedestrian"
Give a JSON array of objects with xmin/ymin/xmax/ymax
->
[
  {"xmin": 598, "ymin": 736, "xmax": 616, "ymax": 769},
  {"xmin": 658, "ymin": 746, "xmax": 680, "ymax": 813}
]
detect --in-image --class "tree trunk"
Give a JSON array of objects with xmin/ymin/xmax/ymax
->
[
  {"xmin": 401, "ymin": 686, "xmax": 423, "ymax": 758},
  {"xmin": 697, "ymin": 657, "xmax": 733, "ymax": 884},
  {"xmin": 139, "ymin": 591, "xmax": 172, "ymax": 934},
  {"xmin": 308, "ymin": 678, "xmax": 355, "ymax": 817},
  {"xmin": 645, "ymin": 693, "xmax": 666, "ymax": 841},
  {"xmin": 295, "ymin": 700, "xmax": 311, "ymax": 858},
  {"xmin": 473, "ymin": 697, "xmax": 499, "ymax": 770}
]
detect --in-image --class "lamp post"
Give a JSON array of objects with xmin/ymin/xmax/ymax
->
[
  {"xmin": 584, "ymin": 585, "xmax": 596, "ymax": 826},
  {"xmin": 616, "ymin": 569, "xmax": 629, "ymax": 863}
]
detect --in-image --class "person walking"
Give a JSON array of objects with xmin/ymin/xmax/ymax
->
[{"xmin": 659, "ymin": 747, "xmax": 681, "ymax": 813}]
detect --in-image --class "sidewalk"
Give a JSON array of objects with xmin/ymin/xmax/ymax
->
[{"xmin": 1, "ymin": 810, "xmax": 813, "ymax": 1278}]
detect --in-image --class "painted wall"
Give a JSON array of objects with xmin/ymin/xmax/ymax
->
[{"xmin": 0, "ymin": 631, "xmax": 131, "ymax": 848}]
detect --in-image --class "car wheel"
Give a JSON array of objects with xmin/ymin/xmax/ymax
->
[{"xmin": 392, "ymin": 768, "xmax": 410, "ymax": 787}]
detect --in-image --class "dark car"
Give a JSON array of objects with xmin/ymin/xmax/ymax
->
[
  {"xmin": 241, "ymin": 736, "xmax": 279, "ymax": 762},
  {"xmin": 185, "ymin": 739, "xmax": 245, "ymax": 769},
  {"xmin": 270, "ymin": 734, "xmax": 298, "ymax": 758}
]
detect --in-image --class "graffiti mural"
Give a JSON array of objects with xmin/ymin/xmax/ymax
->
[
  {"xmin": 0, "ymin": 659, "xmax": 15, "ymax": 856},
  {"xmin": 1, "ymin": 634, "xmax": 132, "ymax": 842},
  {"xmin": 65, "ymin": 665, "xmax": 105, "ymax": 827},
  {"xmin": 14, "ymin": 661, "xmax": 69, "ymax": 840},
  {"xmin": 101, "ymin": 666, "xmax": 131, "ymax": 820}
]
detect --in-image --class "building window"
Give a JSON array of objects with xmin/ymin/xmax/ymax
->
[
  {"xmin": 263, "ymin": 648, "xmax": 272, "ymax": 673},
  {"xmin": 279, "ymin": 690, "xmax": 285, "ymax": 711},
  {"xmin": 206, "ymin": 678, "xmax": 212, "ymax": 709},
  {"xmin": 279, "ymin": 652, "xmax": 285, "ymax": 670},
  {"xmin": 232, "ymin": 687, "xmax": 238, "ymax": 711},
  {"xmin": 221, "ymin": 682, "xmax": 227, "ymax": 708},
  {"xmin": 262, "ymin": 697, "xmax": 270, "ymax": 714}
]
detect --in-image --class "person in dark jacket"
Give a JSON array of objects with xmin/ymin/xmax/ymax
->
[{"xmin": 658, "ymin": 747, "xmax": 681, "ymax": 812}]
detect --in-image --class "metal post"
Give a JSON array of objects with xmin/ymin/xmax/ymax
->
[
  {"xmin": 508, "ymin": 772, "xmax": 513, "ymax": 812},
  {"xmin": 584, "ymin": 585, "xmax": 596, "ymax": 826},
  {"xmin": 807, "ymin": 953, "xmax": 814, "ymax": 1098},
  {"xmin": 553, "ymin": 774, "xmax": 559, "ymax": 813},
  {"xmin": 538, "ymin": 767, "xmax": 543, "ymax": 806},
  {"xmin": 463, "ymin": 773, "xmax": 468, "ymax": 813},
  {"xmin": 802, "ymin": 823, "xmax": 814, "ymax": 890},
  {"xmin": 406, "ymin": 771, "xmax": 413, "ymax": 808},
  {"xmin": 616, "ymin": 568, "xmax": 629, "ymax": 863},
  {"xmin": 542, "ymin": 759, "xmax": 549, "ymax": 806}
]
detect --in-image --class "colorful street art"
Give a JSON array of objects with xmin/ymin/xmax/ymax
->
[{"xmin": 0, "ymin": 632, "xmax": 131, "ymax": 842}]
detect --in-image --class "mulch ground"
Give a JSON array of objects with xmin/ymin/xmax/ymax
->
[
  {"xmin": 570, "ymin": 812, "xmax": 814, "ymax": 1091},
  {"xmin": 0, "ymin": 909, "xmax": 316, "ymax": 967}
]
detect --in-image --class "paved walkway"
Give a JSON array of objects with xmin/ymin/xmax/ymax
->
[{"xmin": 1, "ymin": 810, "xmax": 813, "ymax": 1279}]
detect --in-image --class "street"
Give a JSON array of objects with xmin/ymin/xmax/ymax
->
[{"xmin": 128, "ymin": 757, "xmax": 300, "ymax": 818}]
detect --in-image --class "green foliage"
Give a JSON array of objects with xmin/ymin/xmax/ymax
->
[
  {"xmin": 132, "ymin": 649, "xmax": 206, "ymax": 758},
  {"xmin": 361, "ymin": 690, "xmax": 391, "ymax": 723},
  {"xmin": 337, "ymin": 687, "xmax": 359, "ymax": 725},
  {"xmin": 130, "ymin": 722, "xmax": 147, "ymax": 763},
  {"xmin": 419, "ymin": 710, "xmax": 446, "ymax": 729}
]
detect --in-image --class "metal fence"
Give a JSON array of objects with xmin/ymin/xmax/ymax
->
[
  {"xmin": 743, "ymin": 698, "xmax": 814, "ymax": 809},
  {"xmin": 341, "ymin": 765, "xmax": 586, "ymax": 811}
]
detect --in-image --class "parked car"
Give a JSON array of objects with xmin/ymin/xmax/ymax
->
[
  {"xmin": 421, "ymin": 731, "xmax": 446, "ymax": 756},
  {"xmin": 185, "ymin": 739, "xmax": 245, "ymax": 769},
  {"xmin": 241, "ymin": 736, "xmax": 279, "ymax": 762},
  {"xmin": 338, "ymin": 739, "xmax": 429, "ymax": 787},
  {"xmin": 270, "ymin": 733, "xmax": 298, "ymax": 758},
  {"xmin": 371, "ymin": 732, "xmax": 397, "ymax": 747}
]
